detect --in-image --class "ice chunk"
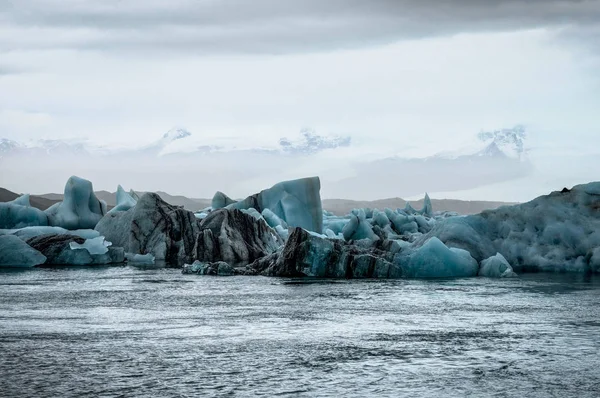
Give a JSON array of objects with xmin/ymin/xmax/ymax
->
[
  {"xmin": 401, "ymin": 237, "xmax": 479, "ymax": 278},
  {"xmin": 342, "ymin": 209, "xmax": 378, "ymax": 241},
  {"xmin": 71, "ymin": 229, "xmax": 101, "ymax": 240},
  {"xmin": 226, "ymin": 177, "xmax": 323, "ymax": 233},
  {"xmin": 195, "ymin": 208, "xmax": 282, "ymax": 267},
  {"xmin": 274, "ymin": 225, "xmax": 289, "ymax": 240},
  {"xmin": 1, "ymin": 226, "xmax": 101, "ymax": 241},
  {"xmin": 415, "ymin": 216, "xmax": 495, "ymax": 263},
  {"xmin": 96, "ymin": 193, "xmax": 201, "ymax": 265},
  {"xmin": 325, "ymin": 229, "xmax": 344, "ymax": 239},
  {"xmin": 479, "ymin": 253, "xmax": 517, "ymax": 278},
  {"xmin": 129, "ymin": 189, "xmax": 141, "ymax": 201},
  {"xmin": 194, "ymin": 212, "xmax": 209, "ymax": 220},
  {"xmin": 372, "ymin": 209, "xmax": 391, "ymax": 228},
  {"xmin": 403, "ymin": 194, "xmax": 433, "ymax": 216},
  {"xmin": 404, "ymin": 202, "xmax": 417, "ymax": 214},
  {"xmin": 323, "ymin": 218, "xmax": 349, "ymax": 235},
  {"xmin": 261, "ymin": 209, "xmax": 289, "ymax": 239},
  {"xmin": 69, "ymin": 236, "xmax": 111, "ymax": 255},
  {"xmin": 422, "ymin": 193, "xmax": 433, "ymax": 217},
  {"xmin": 9, "ymin": 194, "xmax": 31, "ymax": 207},
  {"xmin": 0, "ymin": 235, "xmax": 46, "ymax": 267},
  {"xmin": 45, "ymin": 176, "xmax": 106, "ymax": 230},
  {"xmin": 125, "ymin": 253, "xmax": 155, "ymax": 264},
  {"xmin": 240, "ymin": 208, "xmax": 264, "ymax": 221},
  {"xmin": 0, "ymin": 202, "xmax": 49, "ymax": 229},
  {"xmin": 108, "ymin": 185, "xmax": 137, "ymax": 213},
  {"xmin": 256, "ymin": 227, "xmax": 400, "ymax": 278},
  {"xmin": 182, "ymin": 260, "xmax": 234, "ymax": 276},
  {"xmin": 261, "ymin": 208, "xmax": 288, "ymax": 229},
  {"xmin": 27, "ymin": 234, "xmax": 123, "ymax": 265},
  {"xmin": 211, "ymin": 191, "xmax": 236, "ymax": 209},
  {"xmin": 385, "ymin": 209, "xmax": 418, "ymax": 234},
  {"xmin": 94, "ymin": 208, "xmax": 135, "ymax": 251}
]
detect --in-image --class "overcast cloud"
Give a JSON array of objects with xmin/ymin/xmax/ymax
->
[
  {"xmin": 2, "ymin": 1, "xmax": 600, "ymax": 55},
  {"xmin": 1, "ymin": 1, "xmax": 599, "ymax": 201}
]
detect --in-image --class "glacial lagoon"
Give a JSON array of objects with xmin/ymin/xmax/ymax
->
[{"xmin": 1, "ymin": 266, "xmax": 598, "ymax": 397}]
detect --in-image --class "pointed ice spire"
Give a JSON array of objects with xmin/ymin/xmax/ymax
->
[
  {"xmin": 108, "ymin": 185, "xmax": 138, "ymax": 213},
  {"xmin": 404, "ymin": 202, "xmax": 417, "ymax": 214},
  {"xmin": 421, "ymin": 193, "xmax": 433, "ymax": 217}
]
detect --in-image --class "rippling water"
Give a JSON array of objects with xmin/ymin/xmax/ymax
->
[{"xmin": 0, "ymin": 266, "xmax": 599, "ymax": 397}]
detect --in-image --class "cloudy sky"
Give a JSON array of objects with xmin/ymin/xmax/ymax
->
[{"xmin": 1, "ymin": 1, "xmax": 599, "ymax": 200}]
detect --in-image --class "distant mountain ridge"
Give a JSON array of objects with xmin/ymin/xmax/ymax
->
[
  {"xmin": 0, "ymin": 188, "xmax": 60, "ymax": 210},
  {"xmin": 0, "ymin": 126, "xmax": 532, "ymax": 201},
  {"xmin": 324, "ymin": 126, "xmax": 531, "ymax": 200},
  {"xmin": 0, "ymin": 186, "xmax": 515, "ymax": 215},
  {"xmin": 322, "ymin": 198, "xmax": 517, "ymax": 216},
  {"xmin": 0, "ymin": 128, "xmax": 352, "ymax": 159}
]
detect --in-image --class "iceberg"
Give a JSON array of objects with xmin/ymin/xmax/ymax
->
[
  {"xmin": 194, "ymin": 208, "xmax": 282, "ymax": 267},
  {"xmin": 399, "ymin": 237, "xmax": 479, "ymax": 278},
  {"xmin": 129, "ymin": 189, "xmax": 141, "ymax": 201},
  {"xmin": 45, "ymin": 176, "xmax": 106, "ymax": 230},
  {"xmin": 93, "ymin": 209, "xmax": 134, "ymax": 250},
  {"xmin": 422, "ymin": 193, "xmax": 433, "ymax": 217},
  {"xmin": 0, "ymin": 235, "xmax": 47, "ymax": 267},
  {"xmin": 4, "ymin": 174, "xmax": 600, "ymax": 276},
  {"xmin": 108, "ymin": 185, "xmax": 137, "ymax": 213},
  {"xmin": 251, "ymin": 227, "xmax": 401, "ymax": 278},
  {"xmin": 95, "ymin": 193, "xmax": 201, "ymax": 265},
  {"xmin": 342, "ymin": 209, "xmax": 379, "ymax": 241},
  {"xmin": 26, "ymin": 234, "xmax": 123, "ymax": 265},
  {"xmin": 385, "ymin": 209, "xmax": 419, "ymax": 235},
  {"xmin": 262, "ymin": 209, "xmax": 290, "ymax": 239},
  {"xmin": 211, "ymin": 191, "xmax": 236, "ymax": 209},
  {"xmin": 422, "ymin": 182, "xmax": 600, "ymax": 273},
  {"xmin": 182, "ymin": 260, "xmax": 235, "ymax": 276},
  {"xmin": 69, "ymin": 236, "xmax": 111, "ymax": 255},
  {"xmin": 261, "ymin": 208, "xmax": 288, "ymax": 230},
  {"xmin": 9, "ymin": 194, "xmax": 32, "ymax": 207},
  {"xmin": 0, "ymin": 226, "xmax": 100, "ymax": 241},
  {"xmin": 479, "ymin": 253, "xmax": 517, "ymax": 278},
  {"xmin": 0, "ymin": 201, "xmax": 49, "ymax": 229},
  {"xmin": 225, "ymin": 177, "xmax": 323, "ymax": 233}
]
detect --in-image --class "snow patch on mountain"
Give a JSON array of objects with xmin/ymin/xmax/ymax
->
[
  {"xmin": 0, "ymin": 138, "xmax": 21, "ymax": 159},
  {"xmin": 279, "ymin": 128, "xmax": 351, "ymax": 155},
  {"xmin": 436, "ymin": 126, "xmax": 527, "ymax": 161},
  {"xmin": 477, "ymin": 125, "xmax": 527, "ymax": 159}
]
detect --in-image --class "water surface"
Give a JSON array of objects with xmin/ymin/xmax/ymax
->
[{"xmin": 1, "ymin": 266, "xmax": 599, "ymax": 397}]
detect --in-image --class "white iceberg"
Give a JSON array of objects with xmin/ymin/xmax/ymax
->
[{"xmin": 69, "ymin": 236, "xmax": 112, "ymax": 255}]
